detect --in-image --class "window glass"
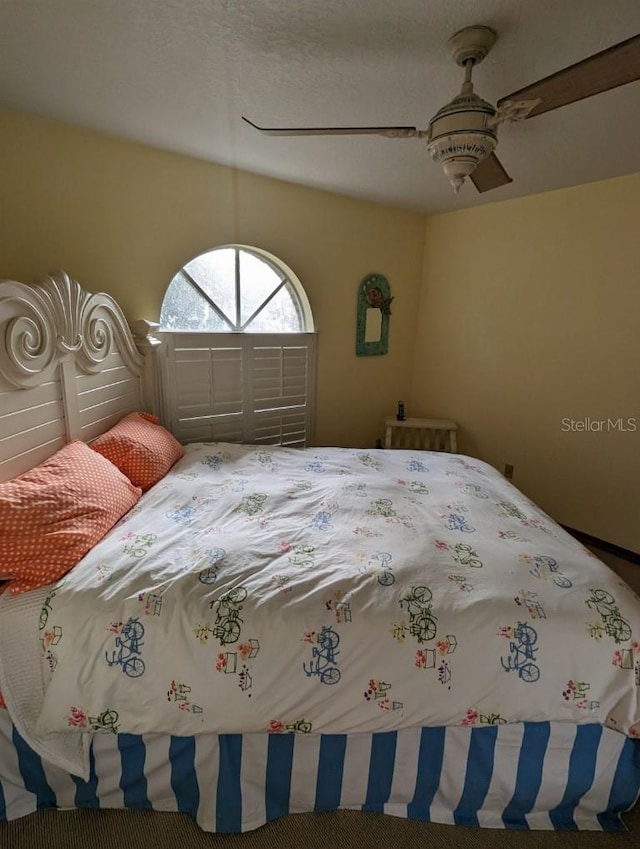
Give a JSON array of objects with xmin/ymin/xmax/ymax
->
[
  {"xmin": 159, "ymin": 246, "xmax": 309, "ymax": 332},
  {"xmin": 246, "ymin": 284, "xmax": 302, "ymax": 332},
  {"xmin": 239, "ymin": 250, "xmax": 282, "ymax": 326},
  {"xmin": 183, "ymin": 248, "xmax": 236, "ymax": 326},
  {"xmin": 159, "ymin": 273, "xmax": 228, "ymax": 332}
]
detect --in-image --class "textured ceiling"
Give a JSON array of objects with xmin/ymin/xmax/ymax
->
[{"xmin": 1, "ymin": 0, "xmax": 639, "ymax": 214}]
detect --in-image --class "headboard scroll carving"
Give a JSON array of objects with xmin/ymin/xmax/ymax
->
[
  {"xmin": 0, "ymin": 270, "xmax": 159, "ymax": 482},
  {"xmin": 0, "ymin": 270, "xmax": 143, "ymax": 388}
]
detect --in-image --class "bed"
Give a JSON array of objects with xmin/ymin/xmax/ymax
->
[{"xmin": 1, "ymin": 270, "xmax": 639, "ymax": 833}]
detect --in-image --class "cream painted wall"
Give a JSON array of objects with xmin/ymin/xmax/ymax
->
[
  {"xmin": 413, "ymin": 174, "xmax": 640, "ymax": 552},
  {"xmin": 0, "ymin": 107, "xmax": 426, "ymax": 448}
]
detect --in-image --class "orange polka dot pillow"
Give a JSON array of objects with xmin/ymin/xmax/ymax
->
[
  {"xmin": 0, "ymin": 440, "xmax": 142, "ymax": 596},
  {"xmin": 90, "ymin": 412, "xmax": 184, "ymax": 491}
]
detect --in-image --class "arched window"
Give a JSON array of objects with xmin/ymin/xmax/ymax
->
[
  {"xmin": 159, "ymin": 245, "xmax": 314, "ymax": 332},
  {"xmin": 158, "ymin": 246, "xmax": 316, "ymax": 448}
]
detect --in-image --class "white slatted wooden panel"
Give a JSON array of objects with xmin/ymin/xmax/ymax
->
[
  {"xmin": 76, "ymin": 352, "xmax": 143, "ymax": 442},
  {"xmin": 161, "ymin": 332, "xmax": 316, "ymax": 446},
  {"xmin": 252, "ymin": 345, "xmax": 309, "ymax": 410},
  {"xmin": 208, "ymin": 348, "xmax": 243, "ymax": 416},
  {"xmin": 253, "ymin": 410, "xmax": 308, "ymax": 447},
  {"xmin": 0, "ymin": 382, "xmax": 67, "ymax": 481},
  {"xmin": 0, "ymin": 274, "xmax": 148, "ymax": 481},
  {"xmin": 249, "ymin": 343, "xmax": 311, "ymax": 447},
  {"xmin": 0, "ymin": 381, "xmax": 61, "ymax": 417},
  {"xmin": 166, "ymin": 337, "xmax": 244, "ymax": 443},
  {"xmin": 179, "ymin": 417, "xmax": 245, "ymax": 444}
]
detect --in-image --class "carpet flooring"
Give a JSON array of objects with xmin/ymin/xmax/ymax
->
[{"xmin": 1, "ymin": 805, "xmax": 638, "ymax": 849}]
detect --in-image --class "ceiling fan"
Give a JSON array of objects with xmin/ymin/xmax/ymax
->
[{"xmin": 242, "ymin": 26, "xmax": 640, "ymax": 194}]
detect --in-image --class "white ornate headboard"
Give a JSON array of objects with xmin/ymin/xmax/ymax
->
[{"xmin": 0, "ymin": 270, "xmax": 159, "ymax": 482}]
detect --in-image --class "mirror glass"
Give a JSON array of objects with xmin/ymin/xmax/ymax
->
[{"xmin": 364, "ymin": 308, "xmax": 382, "ymax": 343}]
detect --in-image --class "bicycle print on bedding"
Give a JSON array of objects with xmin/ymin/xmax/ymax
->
[{"xmin": 16, "ymin": 441, "xmax": 639, "ymax": 743}]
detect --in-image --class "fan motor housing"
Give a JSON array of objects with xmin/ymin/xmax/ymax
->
[
  {"xmin": 427, "ymin": 92, "xmax": 498, "ymax": 151},
  {"xmin": 426, "ymin": 91, "xmax": 498, "ymax": 192}
]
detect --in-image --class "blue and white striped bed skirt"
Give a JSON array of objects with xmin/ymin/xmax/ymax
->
[{"xmin": 1, "ymin": 710, "xmax": 639, "ymax": 832}]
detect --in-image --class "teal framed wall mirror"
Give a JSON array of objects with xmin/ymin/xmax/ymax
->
[{"xmin": 356, "ymin": 273, "xmax": 393, "ymax": 357}]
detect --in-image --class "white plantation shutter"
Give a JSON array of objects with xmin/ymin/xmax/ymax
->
[
  {"xmin": 160, "ymin": 332, "xmax": 316, "ymax": 446},
  {"xmin": 250, "ymin": 342, "xmax": 312, "ymax": 446}
]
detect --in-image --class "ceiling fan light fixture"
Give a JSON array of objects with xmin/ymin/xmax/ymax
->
[
  {"xmin": 426, "ymin": 92, "xmax": 498, "ymax": 192},
  {"xmin": 427, "ymin": 25, "xmax": 500, "ymax": 193},
  {"xmin": 434, "ymin": 135, "xmax": 497, "ymax": 193},
  {"xmin": 244, "ymin": 26, "xmax": 640, "ymax": 197}
]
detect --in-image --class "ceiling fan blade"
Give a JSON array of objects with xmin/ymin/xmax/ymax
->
[
  {"xmin": 498, "ymin": 33, "xmax": 640, "ymax": 119},
  {"xmin": 470, "ymin": 153, "xmax": 513, "ymax": 193},
  {"xmin": 242, "ymin": 117, "xmax": 423, "ymax": 138}
]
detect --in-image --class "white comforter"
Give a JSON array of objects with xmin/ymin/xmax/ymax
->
[{"xmin": 1, "ymin": 444, "xmax": 639, "ymax": 777}]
